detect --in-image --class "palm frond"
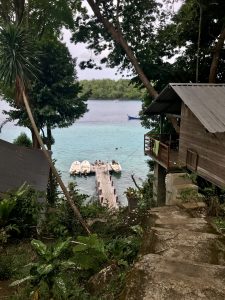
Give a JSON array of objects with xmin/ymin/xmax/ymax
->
[{"xmin": 0, "ymin": 23, "xmax": 39, "ymax": 102}]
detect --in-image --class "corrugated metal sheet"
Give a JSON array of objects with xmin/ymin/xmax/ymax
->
[
  {"xmin": 146, "ymin": 83, "xmax": 225, "ymax": 133},
  {"xmin": 0, "ymin": 139, "xmax": 50, "ymax": 193}
]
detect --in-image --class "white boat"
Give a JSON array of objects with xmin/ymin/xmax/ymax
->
[
  {"xmin": 69, "ymin": 161, "xmax": 81, "ymax": 175},
  {"xmin": 110, "ymin": 160, "xmax": 122, "ymax": 173},
  {"xmin": 80, "ymin": 160, "xmax": 91, "ymax": 175}
]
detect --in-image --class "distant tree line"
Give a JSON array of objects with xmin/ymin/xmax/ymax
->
[{"xmin": 80, "ymin": 79, "xmax": 145, "ymax": 100}]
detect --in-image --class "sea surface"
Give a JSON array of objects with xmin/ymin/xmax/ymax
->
[{"xmin": 0, "ymin": 100, "xmax": 149, "ymax": 205}]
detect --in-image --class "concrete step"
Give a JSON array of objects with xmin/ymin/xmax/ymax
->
[
  {"xmin": 141, "ymin": 227, "xmax": 225, "ymax": 265},
  {"xmin": 148, "ymin": 206, "xmax": 216, "ymax": 233},
  {"xmin": 121, "ymin": 254, "xmax": 225, "ymax": 300}
]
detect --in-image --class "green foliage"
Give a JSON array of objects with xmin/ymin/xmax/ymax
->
[
  {"xmin": 0, "ymin": 254, "xmax": 15, "ymax": 280},
  {"xmin": 5, "ymin": 38, "xmax": 89, "ymax": 145},
  {"xmin": 46, "ymin": 160, "xmax": 60, "ymax": 205},
  {"xmin": 214, "ymin": 218, "xmax": 225, "ymax": 231},
  {"xmin": 106, "ymin": 235, "xmax": 141, "ymax": 265},
  {"xmin": 0, "ymin": 224, "xmax": 20, "ymax": 244},
  {"xmin": 11, "ymin": 238, "xmax": 77, "ymax": 299},
  {"xmin": 80, "ymin": 79, "xmax": 145, "ymax": 100},
  {"xmin": 73, "ymin": 234, "xmax": 107, "ymax": 271},
  {"xmin": 0, "ymin": 23, "xmax": 38, "ymax": 89},
  {"xmin": 0, "ymin": 0, "xmax": 83, "ymax": 37},
  {"xmin": 179, "ymin": 188, "xmax": 202, "ymax": 203},
  {"xmin": 125, "ymin": 171, "xmax": 155, "ymax": 211},
  {"xmin": 0, "ymin": 184, "xmax": 42, "ymax": 242},
  {"xmin": 73, "ymin": 0, "xmax": 162, "ymax": 76},
  {"xmin": 42, "ymin": 182, "xmax": 89, "ymax": 237},
  {"xmin": 13, "ymin": 132, "xmax": 32, "ymax": 147}
]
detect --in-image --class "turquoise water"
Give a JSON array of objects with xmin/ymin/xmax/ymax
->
[{"xmin": 0, "ymin": 100, "xmax": 149, "ymax": 204}]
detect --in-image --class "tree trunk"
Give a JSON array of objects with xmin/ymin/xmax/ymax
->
[
  {"xmin": 47, "ymin": 125, "xmax": 52, "ymax": 151},
  {"xmin": 209, "ymin": 26, "xmax": 225, "ymax": 83},
  {"xmin": 31, "ymin": 128, "xmax": 40, "ymax": 149},
  {"xmin": 22, "ymin": 91, "xmax": 91, "ymax": 234},
  {"xmin": 87, "ymin": 0, "xmax": 158, "ymax": 99},
  {"xmin": 46, "ymin": 125, "xmax": 55, "ymax": 205}
]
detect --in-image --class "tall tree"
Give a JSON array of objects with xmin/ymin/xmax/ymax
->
[
  {"xmin": 5, "ymin": 38, "xmax": 89, "ymax": 150},
  {"xmin": 73, "ymin": 0, "xmax": 160, "ymax": 98},
  {"xmin": 74, "ymin": 0, "xmax": 225, "ymax": 97},
  {"xmin": 0, "ymin": 24, "xmax": 90, "ymax": 234}
]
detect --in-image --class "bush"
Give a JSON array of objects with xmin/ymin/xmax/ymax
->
[
  {"xmin": 13, "ymin": 133, "xmax": 32, "ymax": 148},
  {"xmin": 42, "ymin": 182, "xmax": 107, "ymax": 238},
  {"xmin": 0, "ymin": 184, "xmax": 42, "ymax": 242}
]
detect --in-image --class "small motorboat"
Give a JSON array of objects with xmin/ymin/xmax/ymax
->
[
  {"xmin": 80, "ymin": 160, "xmax": 91, "ymax": 175},
  {"xmin": 110, "ymin": 160, "xmax": 122, "ymax": 173},
  {"xmin": 69, "ymin": 161, "xmax": 81, "ymax": 175},
  {"xmin": 127, "ymin": 114, "xmax": 140, "ymax": 120}
]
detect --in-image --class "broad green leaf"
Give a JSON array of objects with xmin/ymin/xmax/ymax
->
[
  {"xmin": 15, "ymin": 183, "xmax": 29, "ymax": 197},
  {"xmin": 0, "ymin": 198, "xmax": 16, "ymax": 221},
  {"xmin": 10, "ymin": 276, "xmax": 34, "ymax": 286},
  {"xmin": 37, "ymin": 264, "xmax": 54, "ymax": 276},
  {"xmin": 131, "ymin": 225, "xmax": 143, "ymax": 236},
  {"xmin": 52, "ymin": 237, "xmax": 71, "ymax": 258},
  {"xmin": 60, "ymin": 261, "xmax": 77, "ymax": 269},
  {"xmin": 76, "ymin": 234, "xmax": 105, "ymax": 252},
  {"xmin": 73, "ymin": 243, "xmax": 88, "ymax": 252},
  {"xmin": 73, "ymin": 254, "xmax": 96, "ymax": 270},
  {"xmin": 24, "ymin": 262, "xmax": 39, "ymax": 268},
  {"xmin": 54, "ymin": 276, "xmax": 67, "ymax": 296},
  {"xmin": 31, "ymin": 239, "xmax": 47, "ymax": 258}
]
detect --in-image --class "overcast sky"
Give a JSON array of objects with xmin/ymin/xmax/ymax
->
[{"xmin": 62, "ymin": 30, "xmax": 127, "ymax": 80}]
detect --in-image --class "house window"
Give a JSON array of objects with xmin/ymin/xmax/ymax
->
[{"xmin": 186, "ymin": 149, "xmax": 198, "ymax": 171}]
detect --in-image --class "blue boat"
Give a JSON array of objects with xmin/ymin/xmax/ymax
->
[{"xmin": 127, "ymin": 114, "xmax": 140, "ymax": 120}]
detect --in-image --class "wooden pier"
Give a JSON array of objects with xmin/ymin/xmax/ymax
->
[{"xmin": 95, "ymin": 164, "xmax": 119, "ymax": 210}]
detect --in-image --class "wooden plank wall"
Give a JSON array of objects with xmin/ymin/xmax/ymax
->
[{"xmin": 179, "ymin": 103, "xmax": 225, "ymax": 188}]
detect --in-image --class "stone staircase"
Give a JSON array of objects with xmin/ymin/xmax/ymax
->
[{"xmin": 121, "ymin": 206, "xmax": 225, "ymax": 300}]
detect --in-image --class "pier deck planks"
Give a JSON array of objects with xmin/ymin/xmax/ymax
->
[{"xmin": 95, "ymin": 164, "xmax": 119, "ymax": 210}]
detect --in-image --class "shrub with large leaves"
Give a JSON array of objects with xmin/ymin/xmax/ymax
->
[
  {"xmin": 73, "ymin": 234, "xmax": 108, "ymax": 272},
  {"xmin": 11, "ymin": 238, "xmax": 77, "ymax": 299}
]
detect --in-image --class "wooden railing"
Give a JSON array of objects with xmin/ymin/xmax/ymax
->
[{"xmin": 144, "ymin": 133, "xmax": 179, "ymax": 169}]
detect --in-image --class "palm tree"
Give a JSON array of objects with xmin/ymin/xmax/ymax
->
[{"xmin": 0, "ymin": 24, "xmax": 90, "ymax": 234}]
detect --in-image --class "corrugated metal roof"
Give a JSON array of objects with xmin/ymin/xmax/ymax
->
[
  {"xmin": 0, "ymin": 139, "xmax": 50, "ymax": 193},
  {"xmin": 146, "ymin": 83, "xmax": 225, "ymax": 133}
]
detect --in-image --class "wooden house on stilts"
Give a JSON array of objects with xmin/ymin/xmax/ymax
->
[{"xmin": 144, "ymin": 83, "xmax": 225, "ymax": 204}]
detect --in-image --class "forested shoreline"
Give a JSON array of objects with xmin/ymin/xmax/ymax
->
[{"xmin": 80, "ymin": 79, "xmax": 145, "ymax": 100}]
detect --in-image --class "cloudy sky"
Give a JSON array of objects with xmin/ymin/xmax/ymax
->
[{"xmin": 63, "ymin": 29, "xmax": 126, "ymax": 80}]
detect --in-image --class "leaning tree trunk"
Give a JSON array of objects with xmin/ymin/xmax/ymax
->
[
  {"xmin": 87, "ymin": 0, "xmax": 158, "ymax": 99},
  {"xmin": 22, "ymin": 91, "xmax": 91, "ymax": 234},
  {"xmin": 31, "ymin": 128, "xmax": 40, "ymax": 149},
  {"xmin": 209, "ymin": 26, "xmax": 225, "ymax": 83}
]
